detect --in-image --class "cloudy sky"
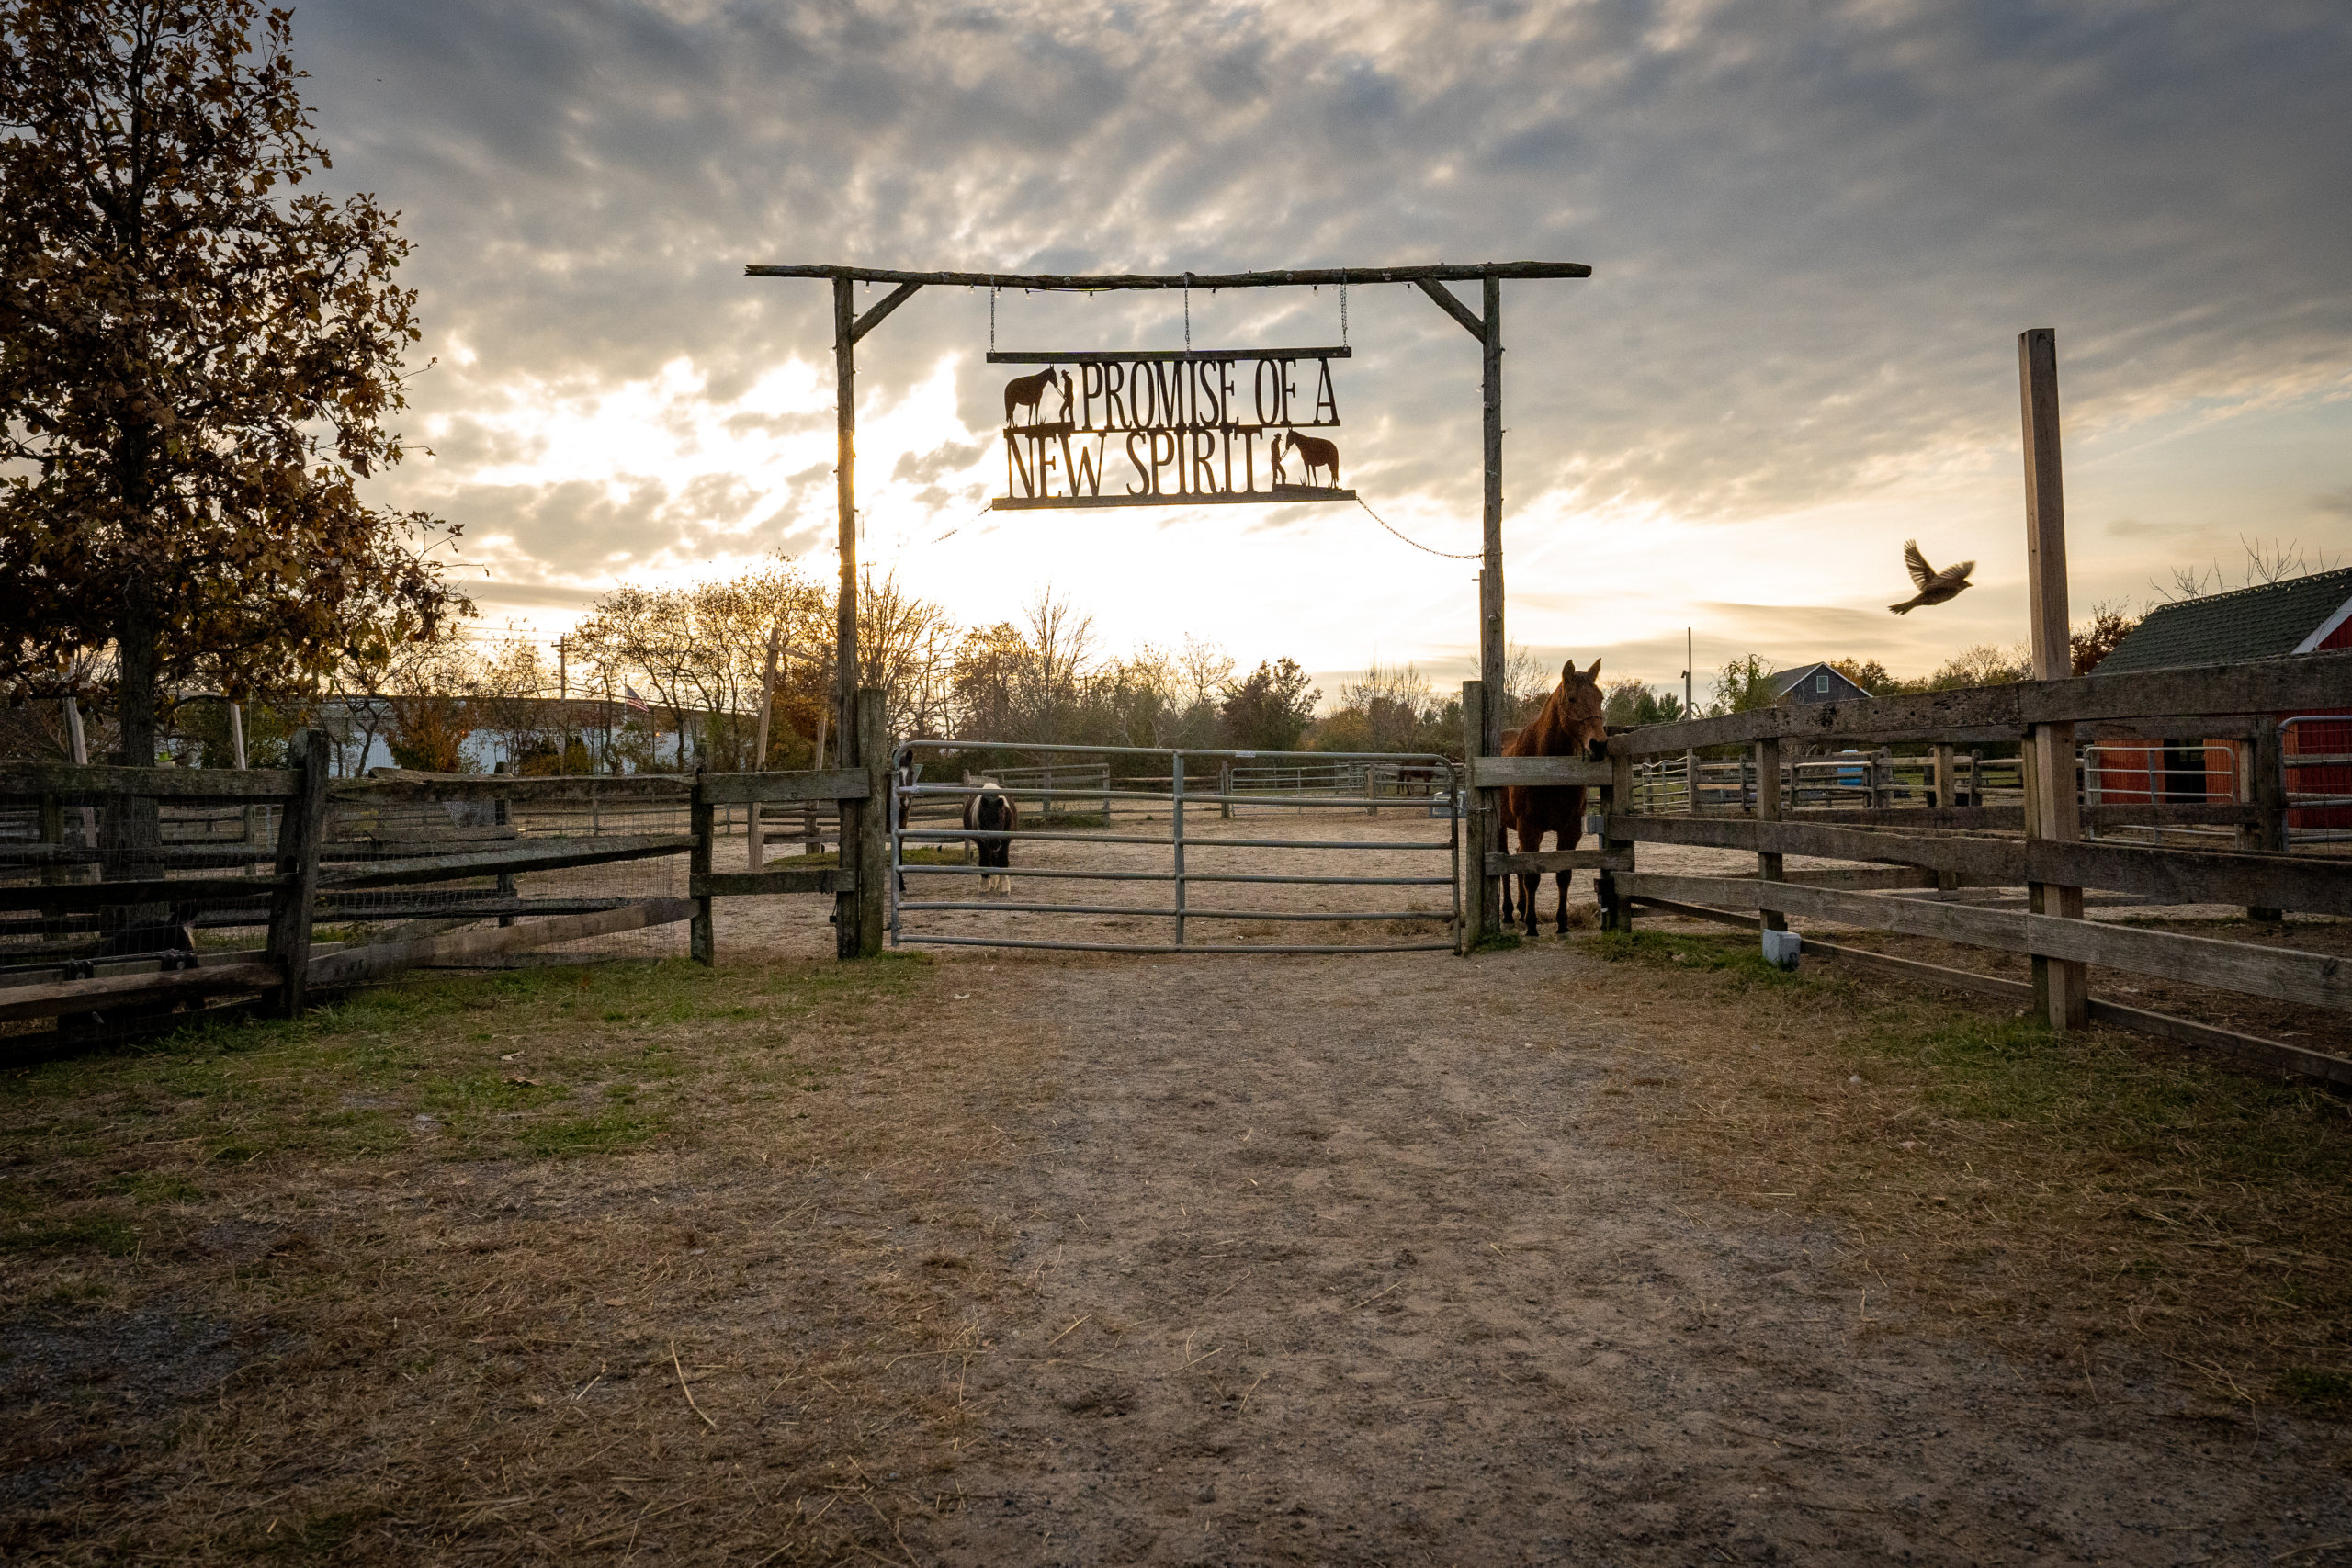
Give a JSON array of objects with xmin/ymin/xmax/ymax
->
[{"xmin": 300, "ymin": 0, "xmax": 2352, "ymax": 701}]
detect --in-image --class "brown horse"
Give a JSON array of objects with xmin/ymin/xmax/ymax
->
[{"xmin": 1499, "ymin": 658, "xmax": 1610, "ymax": 936}]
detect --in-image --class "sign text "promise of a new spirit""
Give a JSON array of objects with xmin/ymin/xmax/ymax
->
[{"xmin": 989, "ymin": 347, "xmax": 1357, "ymax": 511}]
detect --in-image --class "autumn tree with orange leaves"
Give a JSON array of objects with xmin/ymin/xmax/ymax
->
[{"xmin": 0, "ymin": 0, "xmax": 463, "ymax": 769}]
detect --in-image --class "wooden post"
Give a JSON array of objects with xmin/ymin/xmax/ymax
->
[
  {"xmin": 1479, "ymin": 280, "xmax": 1506, "ymax": 759},
  {"xmin": 690, "ymin": 776, "xmax": 715, "ymax": 965},
  {"xmin": 266, "ymin": 728, "xmax": 329, "ymax": 1016},
  {"xmin": 1604, "ymin": 744, "xmax": 1635, "ymax": 932},
  {"xmin": 1459, "ymin": 680, "xmax": 1491, "ymax": 951},
  {"xmin": 1932, "ymin": 742, "xmax": 1960, "ymax": 892},
  {"xmin": 1220, "ymin": 761, "xmax": 1232, "ymax": 821},
  {"xmin": 2019, "ymin": 327, "xmax": 2088, "ymax": 1030},
  {"xmin": 848, "ymin": 686, "xmax": 888, "ymax": 958},
  {"xmin": 492, "ymin": 761, "xmax": 517, "ymax": 926},
  {"xmin": 39, "ymin": 793, "xmax": 66, "ymax": 891},
  {"xmin": 749, "ymin": 626, "xmax": 780, "ymax": 873},
  {"xmin": 833, "ymin": 276, "xmax": 861, "ymax": 760},
  {"xmin": 2247, "ymin": 724, "xmax": 2287, "ymax": 922},
  {"xmin": 1684, "ymin": 749, "xmax": 1700, "ymax": 815},
  {"xmin": 1756, "ymin": 738, "xmax": 1787, "ymax": 935}
]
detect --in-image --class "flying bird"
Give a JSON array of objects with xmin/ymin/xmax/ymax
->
[{"xmin": 1890, "ymin": 540, "xmax": 1974, "ymax": 614}]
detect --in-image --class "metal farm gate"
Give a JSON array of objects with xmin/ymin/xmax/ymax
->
[{"xmin": 888, "ymin": 741, "xmax": 1461, "ymax": 954}]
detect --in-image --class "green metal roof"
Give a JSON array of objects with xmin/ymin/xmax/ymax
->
[{"xmin": 2093, "ymin": 566, "xmax": 2352, "ymax": 673}]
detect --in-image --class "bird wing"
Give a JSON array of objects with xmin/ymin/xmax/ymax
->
[
  {"xmin": 1930, "ymin": 560, "xmax": 1975, "ymax": 591},
  {"xmin": 1904, "ymin": 540, "xmax": 1934, "ymax": 589}
]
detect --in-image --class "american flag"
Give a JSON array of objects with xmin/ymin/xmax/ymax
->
[{"xmin": 623, "ymin": 684, "xmax": 650, "ymax": 714}]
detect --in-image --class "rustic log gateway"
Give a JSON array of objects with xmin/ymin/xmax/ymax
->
[{"xmin": 741, "ymin": 261, "xmax": 1592, "ymax": 957}]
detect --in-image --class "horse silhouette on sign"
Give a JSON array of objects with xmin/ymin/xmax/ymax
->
[
  {"xmin": 1282, "ymin": 430, "xmax": 1340, "ymax": 487},
  {"xmin": 1003, "ymin": 367, "xmax": 1070, "ymax": 426}
]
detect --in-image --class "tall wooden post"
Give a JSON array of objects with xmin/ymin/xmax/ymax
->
[
  {"xmin": 1459, "ymin": 680, "xmax": 1492, "ymax": 952},
  {"xmin": 2019, "ymin": 328, "xmax": 2088, "ymax": 1030},
  {"xmin": 841, "ymin": 686, "xmax": 888, "ymax": 959},
  {"xmin": 833, "ymin": 276, "xmax": 861, "ymax": 754},
  {"xmin": 1755, "ymin": 737, "xmax": 1786, "ymax": 935},
  {"xmin": 267, "ymin": 728, "xmax": 329, "ymax": 1017},
  {"xmin": 1479, "ymin": 276, "xmax": 1506, "ymax": 762}
]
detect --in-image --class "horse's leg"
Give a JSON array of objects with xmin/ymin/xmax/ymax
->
[{"xmin": 1521, "ymin": 825, "xmax": 1541, "ymax": 939}]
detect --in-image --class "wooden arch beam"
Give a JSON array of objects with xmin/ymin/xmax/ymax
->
[
  {"xmin": 1414, "ymin": 278, "xmax": 1486, "ymax": 339},
  {"xmin": 851, "ymin": 281, "xmax": 923, "ymax": 344}
]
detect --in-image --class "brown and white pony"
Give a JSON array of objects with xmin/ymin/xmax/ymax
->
[
  {"xmin": 1499, "ymin": 659, "xmax": 1610, "ymax": 936},
  {"xmin": 962, "ymin": 773, "xmax": 1019, "ymax": 895}
]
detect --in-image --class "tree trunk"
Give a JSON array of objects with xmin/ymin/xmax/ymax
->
[{"xmin": 106, "ymin": 578, "xmax": 167, "ymax": 938}]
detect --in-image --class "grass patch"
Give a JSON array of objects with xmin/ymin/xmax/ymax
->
[
  {"xmin": 1, "ymin": 1208, "xmax": 142, "ymax": 1257},
  {"xmin": 2279, "ymin": 1365, "xmax": 2352, "ymax": 1414},
  {"xmin": 516, "ymin": 1104, "xmax": 657, "ymax": 1157},
  {"xmin": 0, "ymin": 942, "xmax": 1032, "ymax": 1563},
  {"xmin": 1565, "ymin": 925, "xmax": 2352, "ymax": 1408}
]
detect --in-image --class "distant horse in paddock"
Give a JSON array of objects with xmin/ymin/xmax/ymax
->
[
  {"xmin": 1283, "ymin": 430, "xmax": 1340, "ymax": 487},
  {"xmin": 963, "ymin": 773, "xmax": 1019, "ymax": 895},
  {"xmin": 1498, "ymin": 659, "xmax": 1610, "ymax": 937},
  {"xmin": 1003, "ymin": 367, "xmax": 1070, "ymax": 426}
]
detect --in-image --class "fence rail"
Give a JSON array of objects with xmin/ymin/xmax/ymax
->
[
  {"xmin": 1458, "ymin": 649, "xmax": 2352, "ymax": 1086},
  {"xmin": 1, "ymin": 694, "xmax": 899, "ymax": 1038}
]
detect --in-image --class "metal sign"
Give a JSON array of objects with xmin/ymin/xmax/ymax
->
[{"xmin": 988, "ymin": 346, "xmax": 1356, "ymax": 510}]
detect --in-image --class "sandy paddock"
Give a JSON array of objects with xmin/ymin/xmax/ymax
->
[
  {"xmin": 488, "ymin": 811, "xmax": 2350, "ymax": 1562},
  {"xmin": 8, "ymin": 809, "xmax": 2346, "ymax": 1563}
]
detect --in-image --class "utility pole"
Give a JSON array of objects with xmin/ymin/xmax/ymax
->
[{"xmin": 557, "ymin": 636, "xmax": 568, "ymax": 774}]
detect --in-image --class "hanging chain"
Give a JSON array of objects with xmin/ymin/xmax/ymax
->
[
  {"xmin": 1340, "ymin": 275, "xmax": 1350, "ymax": 346},
  {"xmin": 1182, "ymin": 276, "xmax": 1192, "ymax": 351},
  {"xmin": 989, "ymin": 287, "xmax": 997, "ymax": 352}
]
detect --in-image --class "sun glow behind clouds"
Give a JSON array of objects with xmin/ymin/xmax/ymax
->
[{"xmin": 424, "ymin": 353, "xmax": 1005, "ymax": 593}]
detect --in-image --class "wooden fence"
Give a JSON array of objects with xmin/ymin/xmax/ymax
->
[
  {"xmin": 1458, "ymin": 647, "xmax": 2352, "ymax": 1085},
  {"xmin": 0, "ymin": 690, "xmax": 895, "ymax": 1039}
]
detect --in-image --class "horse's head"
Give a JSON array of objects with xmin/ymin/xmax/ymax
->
[{"xmin": 1557, "ymin": 658, "xmax": 1609, "ymax": 761}]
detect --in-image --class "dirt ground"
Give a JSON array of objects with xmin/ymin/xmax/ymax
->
[{"xmin": 6, "ymin": 816, "xmax": 2351, "ymax": 1564}]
